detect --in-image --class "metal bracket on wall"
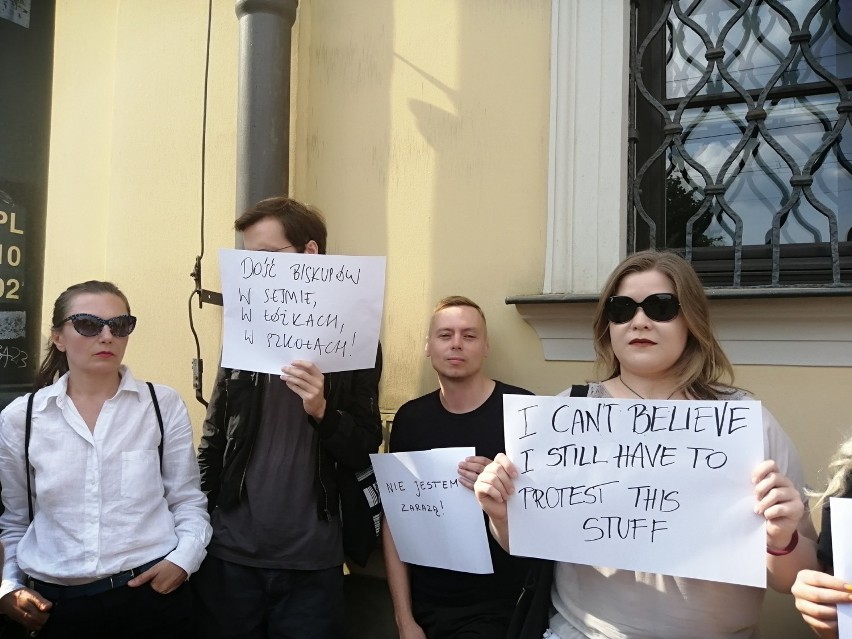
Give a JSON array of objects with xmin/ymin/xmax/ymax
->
[
  {"xmin": 190, "ymin": 256, "xmax": 223, "ymax": 306},
  {"xmin": 200, "ymin": 289, "xmax": 223, "ymax": 306}
]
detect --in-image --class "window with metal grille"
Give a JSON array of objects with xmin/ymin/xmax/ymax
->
[{"xmin": 629, "ymin": 0, "xmax": 852, "ymax": 287}]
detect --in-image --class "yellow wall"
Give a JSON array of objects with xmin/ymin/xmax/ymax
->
[
  {"xmin": 45, "ymin": 0, "xmax": 237, "ymax": 431},
  {"xmin": 292, "ymin": 0, "xmax": 561, "ymax": 408},
  {"xmin": 43, "ymin": 1, "xmax": 852, "ymax": 635}
]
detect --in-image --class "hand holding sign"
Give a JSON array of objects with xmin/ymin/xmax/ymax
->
[
  {"xmin": 473, "ymin": 454, "xmax": 517, "ymax": 542},
  {"xmin": 793, "ymin": 568, "xmax": 850, "ymax": 639},
  {"xmin": 457, "ymin": 455, "xmax": 494, "ymax": 490},
  {"xmin": 753, "ymin": 459, "xmax": 804, "ymax": 552},
  {"xmin": 281, "ymin": 360, "xmax": 326, "ymax": 421}
]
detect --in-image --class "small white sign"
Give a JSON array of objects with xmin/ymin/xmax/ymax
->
[
  {"xmin": 830, "ymin": 497, "xmax": 852, "ymax": 638},
  {"xmin": 371, "ymin": 448, "xmax": 494, "ymax": 574}
]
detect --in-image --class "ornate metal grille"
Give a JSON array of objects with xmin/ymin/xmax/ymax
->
[{"xmin": 629, "ymin": 0, "xmax": 852, "ymax": 286}]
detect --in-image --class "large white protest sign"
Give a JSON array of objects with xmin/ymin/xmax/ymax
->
[
  {"xmin": 370, "ymin": 448, "xmax": 494, "ymax": 574},
  {"xmin": 830, "ymin": 498, "xmax": 852, "ymax": 638},
  {"xmin": 219, "ymin": 249, "xmax": 386, "ymax": 374},
  {"xmin": 503, "ymin": 395, "xmax": 766, "ymax": 587}
]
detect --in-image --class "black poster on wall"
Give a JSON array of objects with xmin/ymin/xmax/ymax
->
[
  {"xmin": 0, "ymin": 196, "xmax": 30, "ymax": 385},
  {"xmin": 0, "ymin": 0, "xmax": 53, "ymax": 409}
]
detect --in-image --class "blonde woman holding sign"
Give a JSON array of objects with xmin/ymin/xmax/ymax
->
[
  {"xmin": 792, "ymin": 438, "xmax": 852, "ymax": 639},
  {"xmin": 475, "ymin": 250, "xmax": 818, "ymax": 639}
]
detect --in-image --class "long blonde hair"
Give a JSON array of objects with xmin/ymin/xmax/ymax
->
[
  {"xmin": 811, "ymin": 435, "xmax": 852, "ymax": 512},
  {"xmin": 592, "ymin": 250, "xmax": 734, "ymax": 400}
]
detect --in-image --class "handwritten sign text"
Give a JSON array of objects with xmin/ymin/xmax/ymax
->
[
  {"xmin": 371, "ymin": 448, "xmax": 494, "ymax": 574},
  {"xmin": 219, "ymin": 249, "xmax": 385, "ymax": 374},
  {"xmin": 504, "ymin": 395, "xmax": 766, "ymax": 587}
]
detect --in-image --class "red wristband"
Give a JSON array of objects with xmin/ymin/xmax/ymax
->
[{"xmin": 766, "ymin": 530, "xmax": 798, "ymax": 556}]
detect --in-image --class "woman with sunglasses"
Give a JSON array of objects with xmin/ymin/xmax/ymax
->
[
  {"xmin": 0, "ymin": 281, "xmax": 211, "ymax": 638},
  {"xmin": 475, "ymin": 250, "xmax": 817, "ymax": 638}
]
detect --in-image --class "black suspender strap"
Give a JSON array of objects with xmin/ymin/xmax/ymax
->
[
  {"xmin": 146, "ymin": 382, "xmax": 165, "ymax": 472},
  {"xmin": 24, "ymin": 391, "xmax": 36, "ymax": 523}
]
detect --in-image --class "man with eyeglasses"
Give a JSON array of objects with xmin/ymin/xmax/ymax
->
[
  {"xmin": 383, "ymin": 296, "xmax": 531, "ymax": 639},
  {"xmin": 193, "ymin": 196, "xmax": 383, "ymax": 639}
]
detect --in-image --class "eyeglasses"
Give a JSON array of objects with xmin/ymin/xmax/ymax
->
[
  {"xmin": 604, "ymin": 293, "xmax": 680, "ymax": 324},
  {"xmin": 60, "ymin": 314, "xmax": 138, "ymax": 338}
]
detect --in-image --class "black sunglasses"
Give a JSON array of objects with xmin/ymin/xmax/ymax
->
[
  {"xmin": 60, "ymin": 313, "xmax": 137, "ymax": 338},
  {"xmin": 604, "ymin": 293, "xmax": 680, "ymax": 324}
]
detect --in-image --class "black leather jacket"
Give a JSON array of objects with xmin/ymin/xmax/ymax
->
[{"xmin": 197, "ymin": 346, "xmax": 382, "ymax": 522}]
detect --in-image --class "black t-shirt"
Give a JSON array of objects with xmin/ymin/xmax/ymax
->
[{"xmin": 389, "ymin": 380, "xmax": 532, "ymax": 606}]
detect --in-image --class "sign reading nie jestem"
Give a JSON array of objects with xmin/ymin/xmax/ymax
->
[
  {"xmin": 370, "ymin": 448, "xmax": 494, "ymax": 574},
  {"xmin": 503, "ymin": 395, "xmax": 766, "ymax": 587},
  {"xmin": 219, "ymin": 249, "xmax": 386, "ymax": 374}
]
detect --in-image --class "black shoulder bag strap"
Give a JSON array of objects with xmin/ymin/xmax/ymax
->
[
  {"xmin": 24, "ymin": 383, "xmax": 166, "ymax": 522},
  {"xmin": 569, "ymin": 384, "xmax": 590, "ymax": 397},
  {"xmin": 146, "ymin": 382, "xmax": 165, "ymax": 472},
  {"xmin": 24, "ymin": 391, "xmax": 36, "ymax": 523},
  {"xmin": 507, "ymin": 382, "xmax": 590, "ymax": 639}
]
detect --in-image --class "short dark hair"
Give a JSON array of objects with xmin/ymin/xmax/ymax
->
[{"xmin": 235, "ymin": 196, "xmax": 328, "ymax": 255}]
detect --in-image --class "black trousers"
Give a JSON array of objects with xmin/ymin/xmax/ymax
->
[
  {"xmin": 412, "ymin": 597, "xmax": 516, "ymax": 639},
  {"xmin": 32, "ymin": 581, "xmax": 191, "ymax": 639},
  {"xmin": 191, "ymin": 555, "xmax": 344, "ymax": 639}
]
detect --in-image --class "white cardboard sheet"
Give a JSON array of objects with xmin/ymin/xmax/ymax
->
[
  {"xmin": 370, "ymin": 448, "xmax": 494, "ymax": 574},
  {"xmin": 503, "ymin": 395, "xmax": 766, "ymax": 587},
  {"xmin": 219, "ymin": 249, "xmax": 385, "ymax": 374},
  {"xmin": 830, "ymin": 497, "xmax": 852, "ymax": 637}
]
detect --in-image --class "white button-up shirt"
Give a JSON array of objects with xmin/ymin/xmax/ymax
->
[{"xmin": 0, "ymin": 367, "xmax": 211, "ymax": 596}]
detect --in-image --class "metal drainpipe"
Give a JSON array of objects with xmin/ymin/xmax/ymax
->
[{"xmin": 234, "ymin": 0, "xmax": 299, "ymax": 239}]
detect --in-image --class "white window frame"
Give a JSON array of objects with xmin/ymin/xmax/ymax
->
[{"xmin": 517, "ymin": 0, "xmax": 852, "ymax": 367}]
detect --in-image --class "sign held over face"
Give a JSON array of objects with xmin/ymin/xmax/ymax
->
[
  {"xmin": 219, "ymin": 249, "xmax": 386, "ymax": 374},
  {"xmin": 503, "ymin": 395, "xmax": 766, "ymax": 587}
]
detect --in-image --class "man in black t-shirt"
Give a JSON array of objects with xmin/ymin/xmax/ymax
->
[{"xmin": 383, "ymin": 296, "xmax": 531, "ymax": 639}]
